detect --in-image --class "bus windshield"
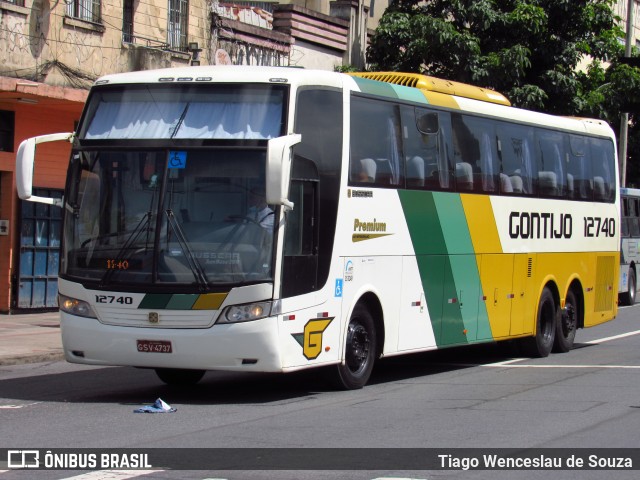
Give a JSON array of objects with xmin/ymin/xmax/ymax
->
[
  {"xmin": 62, "ymin": 148, "xmax": 275, "ymax": 288},
  {"xmin": 78, "ymin": 84, "xmax": 284, "ymax": 140}
]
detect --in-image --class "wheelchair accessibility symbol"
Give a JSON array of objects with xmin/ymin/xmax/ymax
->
[{"xmin": 168, "ymin": 151, "xmax": 187, "ymax": 169}]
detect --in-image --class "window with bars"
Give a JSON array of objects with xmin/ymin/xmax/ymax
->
[
  {"xmin": 123, "ymin": 0, "xmax": 134, "ymax": 43},
  {"xmin": 66, "ymin": 0, "xmax": 101, "ymax": 23},
  {"xmin": 2, "ymin": 0, "xmax": 26, "ymax": 7},
  {"xmin": 168, "ymin": 0, "xmax": 188, "ymax": 51}
]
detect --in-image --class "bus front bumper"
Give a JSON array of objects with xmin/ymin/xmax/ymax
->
[{"xmin": 60, "ymin": 313, "xmax": 283, "ymax": 372}]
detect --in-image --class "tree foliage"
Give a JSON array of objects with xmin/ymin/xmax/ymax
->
[{"xmin": 367, "ymin": 0, "xmax": 640, "ymax": 185}]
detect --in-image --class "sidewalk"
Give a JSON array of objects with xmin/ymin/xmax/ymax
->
[{"xmin": 0, "ymin": 311, "xmax": 64, "ymax": 366}]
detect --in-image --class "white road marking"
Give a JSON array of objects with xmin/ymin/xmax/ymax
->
[
  {"xmin": 59, "ymin": 471, "xmax": 160, "ymax": 480},
  {"xmin": 450, "ymin": 330, "xmax": 640, "ymax": 369},
  {"xmin": 483, "ymin": 363, "xmax": 640, "ymax": 369},
  {"xmin": 583, "ymin": 329, "xmax": 640, "ymax": 344},
  {"xmin": 372, "ymin": 478, "xmax": 427, "ymax": 480},
  {"xmin": 0, "ymin": 402, "xmax": 40, "ymax": 409}
]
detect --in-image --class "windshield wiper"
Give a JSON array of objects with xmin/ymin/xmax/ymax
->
[{"xmin": 165, "ymin": 209, "xmax": 210, "ymax": 291}]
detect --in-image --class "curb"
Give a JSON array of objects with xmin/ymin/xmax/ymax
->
[{"xmin": 0, "ymin": 351, "xmax": 65, "ymax": 367}]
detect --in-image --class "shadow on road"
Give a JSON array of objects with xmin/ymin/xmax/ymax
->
[{"xmin": 0, "ymin": 341, "xmax": 541, "ymax": 406}]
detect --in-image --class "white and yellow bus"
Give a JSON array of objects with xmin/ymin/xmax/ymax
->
[
  {"xmin": 619, "ymin": 187, "xmax": 640, "ymax": 305},
  {"xmin": 16, "ymin": 67, "xmax": 619, "ymax": 389}
]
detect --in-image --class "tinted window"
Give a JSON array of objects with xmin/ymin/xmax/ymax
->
[{"xmin": 350, "ymin": 96, "xmax": 403, "ymax": 187}]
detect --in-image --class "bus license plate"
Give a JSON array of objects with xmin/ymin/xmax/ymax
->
[{"xmin": 137, "ymin": 340, "xmax": 172, "ymax": 353}]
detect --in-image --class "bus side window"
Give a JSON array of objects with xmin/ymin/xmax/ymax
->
[
  {"xmin": 567, "ymin": 134, "xmax": 591, "ymax": 200},
  {"xmin": 496, "ymin": 122, "xmax": 534, "ymax": 195},
  {"xmin": 350, "ymin": 96, "xmax": 403, "ymax": 187},
  {"xmin": 405, "ymin": 107, "xmax": 451, "ymax": 190},
  {"xmin": 451, "ymin": 114, "xmax": 498, "ymax": 193},
  {"xmin": 590, "ymin": 138, "xmax": 616, "ymax": 202},
  {"xmin": 631, "ymin": 199, "xmax": 640, "ymax": 237},
  {"xmin": 537, "ymin": 131, "xmax": 566, "ymax": 198},
  {"xmin": 622, "ymin": 198, "xmax": 630, "ymax": 238}
]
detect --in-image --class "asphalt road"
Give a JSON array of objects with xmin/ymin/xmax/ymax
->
[{"xmin": 1, "ymin": 303, "xmax": 640, "ymax": 480}]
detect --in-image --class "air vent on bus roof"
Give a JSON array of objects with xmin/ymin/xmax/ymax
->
[{"xmin": 349, "ymin": 71, "xmax": 511, "ymax": 107}]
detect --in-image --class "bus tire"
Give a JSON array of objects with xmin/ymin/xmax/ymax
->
[
  {"xmin": 520, "ymin": 287, "xmax": 557, "ymax": 358},
  {"xmin": 335, "ymin": 305, "xmax": 377, "ymax": 390},
  {"xmin": 553, "ymin": 289, "xmax": 577, "ymax": 353},
  {"xmin": 621, "ymin": 268, "xmax": 636, "ymax": 306},
  {"xmin": 155, "ymin": 368, "xmax": 205, "ymax": 386}
]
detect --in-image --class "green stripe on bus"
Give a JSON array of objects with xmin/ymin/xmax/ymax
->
[
  {"xmin": 138, "ymin": 293, "xmax": 226, "ymax": 310},
  {"xmin": 351, "ymin": 76, "xmax": 400, "ymax": 99},
  {"xmin": 138, "ymin": 294, "xmax": 172, "ymax": 309},
  {"xmin": 388, "ymin": 83, "xmax": 430, "ymax": 104},
  {"xmin": 398, "ymin": 190, "xmax": 466, "ymax": 345},
  {"xmin": 399, "ymin": 191, "xmax": 493, "ymax": 345},
  {"xmin": 434, "ymin": 193, "xmax": 492, "ymax": 341},
  {"xmin": 165, "ymin": 294, "xmax": 199, "ymax": 310},
  {"xmin": 397, "ymin": 190, "xmax": 447, "ymax": 255}
]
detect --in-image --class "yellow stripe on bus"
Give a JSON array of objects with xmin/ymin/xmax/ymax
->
[
  {"xmin": 460, "ymin": 195, "xmax": 502, "ymax": 254},
  {"xmin": 192, "ymin": 293, "xmax": 228, "ymax": 310}
]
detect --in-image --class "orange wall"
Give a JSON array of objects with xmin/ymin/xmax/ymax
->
[
  {"xmin": 0, "ymin": 102, "xmax": 82, "ymax": 312},
  {"xmin": 16, "ymin": 105, "xmax": 77, "ymax": 189}
]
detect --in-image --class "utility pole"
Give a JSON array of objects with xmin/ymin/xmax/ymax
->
[{"xmin": 620, "ymin": 0, "xmax": 635, "ymax": 187}]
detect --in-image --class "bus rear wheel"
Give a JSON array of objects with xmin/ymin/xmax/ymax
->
[
  {"xmin": 335, "ymin": 305, "xmax": 377, "ymax": 390},
  {"xmin": 553, "ymin": 289, "xmax": 577, "ymax": 353},
  {"xmin": 155, "ymin": 368, "xmax": 205, "ymax": 386},
  {"xmin": 621, "ymin": 268, "xmax": 636, "ymax": 306},
  {"xmin": 520, "ymin": 287, "xmax": 557, "ymax": 358}
]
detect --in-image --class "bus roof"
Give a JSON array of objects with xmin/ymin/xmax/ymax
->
[
  {"xmin": 92, "ymin": 65, "xmax": 345, "ymax": 87},
  {"xmin": 91, "ymin": 66, "xmax": 614, "ymax": 140},
  {"xmin": 349, "ymin": 71, "xmax": 511, "ymax": 106}
]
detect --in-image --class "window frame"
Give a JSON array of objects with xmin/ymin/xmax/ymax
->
[{"xmin": 65, "ymin": 0, "xmax": 101, "ymax": 24}]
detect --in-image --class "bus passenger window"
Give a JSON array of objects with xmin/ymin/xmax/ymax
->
[
  {"xmin": 451, "ymin": 114, "xmax": 498, "ymax": 193},
  {"xmin": 350, "ymin": 96, "xmax": 403, "ymax": 187},
  {"xmin": 622, "ymin": 198, "xmax": 630, "ymax": 238},
  {"xmin": 590, "ymin": 138, "xmax": 615, "ymax": 202},
  {"xmin": 631, "ymin": 199, "xmax": 640, "ymax": 237},
  {"xmin": 567, "ymin": 135, "xmax": 591, "ymax": 200},
  {"xmin": 537, "ymin": 131, "xmax": 566, "ymax": 198},
  {"xmin": 496, "ymin": 122, "xmax": 534, "ymax": 195},
  {"xmin": 404, "ymin": 107, "xmax": 451, "ymax": 191}
]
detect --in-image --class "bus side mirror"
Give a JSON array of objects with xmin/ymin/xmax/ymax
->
[
  {"xmin": 16, "ymin": 132, "xmax": 74, "ymax": 207},
  {"xmin": 266, "ymin": 134, "xmax": 301, "ymax": 211}
]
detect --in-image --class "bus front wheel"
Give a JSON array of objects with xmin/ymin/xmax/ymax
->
[
  {"xmin": 520, "ymin": 287, "xmax": 557, "ymax": 358},
  {"xmin": 155, "ymin": 368, "xmax": 205, "ymax": 386},
  {"xmin": 335, "ymin": 305, "xmax": 377, "ymax": 390},
  {"xmin": 621, "ymin": 268, "xmax": 636, "ymax": 306}
]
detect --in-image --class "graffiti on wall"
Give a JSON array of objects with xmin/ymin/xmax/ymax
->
[{"xmin": 0, "ymin": 4, "xmax": 197, "ymax": 88}]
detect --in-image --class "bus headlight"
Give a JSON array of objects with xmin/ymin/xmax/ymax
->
[
  {"xmin": 59, "ymin": 294, "xmax": 97, "ymax": 319},
  {"xmin": 219, "ymin": 301, "xmax": 272, "ymax": 324}
]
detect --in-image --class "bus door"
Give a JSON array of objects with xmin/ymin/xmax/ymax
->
[{"xmin": 281, "ymin": 160, "xmax": 319, "ymax": 298}]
